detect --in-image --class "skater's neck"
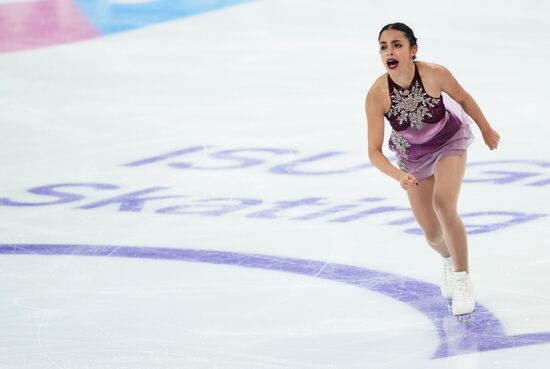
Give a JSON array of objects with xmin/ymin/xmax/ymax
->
[{"xmin": 389, "ymin": 61, "xmax": 416, "ymax": 89}]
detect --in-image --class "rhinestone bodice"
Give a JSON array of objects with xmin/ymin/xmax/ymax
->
[{"xmin": 384, "ymin": 63, "xmax": 446, "ymax": 131}]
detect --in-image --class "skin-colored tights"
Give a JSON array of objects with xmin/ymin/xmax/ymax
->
[{"xmin": 406, "ymin": 152, "xmax": 469, "ymax": 272}]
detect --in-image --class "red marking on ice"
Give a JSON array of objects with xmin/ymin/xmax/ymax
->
[{"xmin": 0, "ymin": 0, "xmax": 98, "ymax": 53}]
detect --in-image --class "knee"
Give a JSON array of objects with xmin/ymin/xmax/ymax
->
[
  {"xmin": 424, "ymin": 228, "xmax": 443, "ymax": 246},
  {"xmin": 433, "ymin": 195, "xmax": 457, "ymax": 219}
]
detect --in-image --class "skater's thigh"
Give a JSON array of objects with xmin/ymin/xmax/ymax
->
[
  {"xmin": 406, "ymin": 175, "xmax": 441, "ymax": 239},
  {"xmin": 433, "ymin": 151, "xmax": 467, "ymax": 212}
]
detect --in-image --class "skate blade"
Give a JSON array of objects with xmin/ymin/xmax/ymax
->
[{"xmin": 455, "ymin": 312, "xmax": 474, "ymax": 323}]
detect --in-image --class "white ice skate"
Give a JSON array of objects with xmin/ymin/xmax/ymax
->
[
  {"xmin": 441, "ymin": 257, "xmax": 454, "ymax": 303},
  {"xmin": 451, "ymin": 271, "xmax": 475, "ymax": 323}
]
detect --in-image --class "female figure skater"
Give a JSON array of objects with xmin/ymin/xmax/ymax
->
[{"xmin": 365, "ymin": 23, "xmax": 500, "ymax": 321}]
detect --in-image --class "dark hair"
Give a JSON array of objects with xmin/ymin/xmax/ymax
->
[{"xmin": 378, "ymin": 22, "xmax": 418, "ymax": 60}]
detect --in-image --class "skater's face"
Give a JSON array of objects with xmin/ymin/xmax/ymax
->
[{"xmin": 378, "ymin": 29, "xmax": 417, "ymax": 73}]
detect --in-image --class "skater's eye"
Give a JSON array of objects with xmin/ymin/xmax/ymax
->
[
  {"xmin": 379, "ymin": 44, "xmax": 387, "ymax": 51},
  {"xmin": 394, "ymin": 43, "xmax": 402, "ymax": 48}
]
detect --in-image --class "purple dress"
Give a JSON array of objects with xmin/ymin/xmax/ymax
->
[{"xmin": 384, "ymin": 63, "xmax": 474, "ymax": 180}]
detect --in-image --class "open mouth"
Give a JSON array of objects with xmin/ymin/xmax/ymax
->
[{"xmin": 387, "ymin": 59, "xmax": 399, "ymax": 69}]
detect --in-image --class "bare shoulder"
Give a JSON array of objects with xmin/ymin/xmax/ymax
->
[
  {"xmin": 418, "ymin": 60, "xmax": 467, "ymax": 101},
  {"xmin": 416, "ymin": 61, "xmax": 457, "ymax": 95},
  {"xmin": 416, "ymin": 60, "xmax": 450, "ymax": 77},
  {"xmin": 365, "ymin": 73, "xmax": 389, "ymax": 107}
]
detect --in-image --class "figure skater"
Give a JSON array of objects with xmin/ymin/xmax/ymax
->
[{"xmin": 364, "ymin": 22, "xmax": 500, "ymax": 322}]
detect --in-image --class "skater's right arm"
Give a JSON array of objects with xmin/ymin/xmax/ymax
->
[{"xmin": 365, "ymin": 83, "xmax": 418, "ymax": 189}]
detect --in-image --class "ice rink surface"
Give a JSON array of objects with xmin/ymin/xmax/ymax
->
[{"xmin": 1, "ymin": 0, "xmax": 549, "ymax": 368}]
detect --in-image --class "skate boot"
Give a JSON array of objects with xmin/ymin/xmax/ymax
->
[
  {"xmin": 451, "ymin": 271, "xmax": 475, "ymax": 323},
  {"xmin": 441, "ymin": 257, "xmax": 454, "ymax": 303}
]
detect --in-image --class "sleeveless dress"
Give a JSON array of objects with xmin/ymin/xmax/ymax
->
[{"xmin": 384, "ymin": 63, "xmax": 474, "ymax": 180}]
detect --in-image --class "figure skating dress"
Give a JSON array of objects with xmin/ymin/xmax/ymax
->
[{"xmin": 384, "ymin": 63, "xmax": 474, "ymax": 180}]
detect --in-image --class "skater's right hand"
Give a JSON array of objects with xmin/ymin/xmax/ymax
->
[{"xmin": 398, "ymin": 172, "xmax": 419, "ymax": 190}]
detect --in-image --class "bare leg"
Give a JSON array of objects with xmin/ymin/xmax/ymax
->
[
  {"xmin": 406, "ymin": 175, "xmax": 450, "ymax": 258},
  {"xmin": 433, "ymin": 152, "xmax": 468, "ymax": 272}
]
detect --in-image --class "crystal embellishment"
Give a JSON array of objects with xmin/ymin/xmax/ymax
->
[
  {"xmin": 387, "ymin": 80, "xmax": 440, "ymax": 130},
  {"xmin": 390, "ymin": 130, "xmax": 410, "ymax": 159},
  {"xmin": 397, "ymin": 159, "xmax": 407, "ymax": 171}
]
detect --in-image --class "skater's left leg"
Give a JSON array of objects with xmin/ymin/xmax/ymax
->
[
  {"xmin": 433, "ymin": 152, "xmax": 474, "ymax": 320},
  {"xmin": 433, "ymin": 152, "xmax": 468, "ymax": 272}
]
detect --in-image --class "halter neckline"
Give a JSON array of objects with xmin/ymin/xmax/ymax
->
[{"xmin": 387, "ymin": 63, "xmax": 419, "ymax": 91}]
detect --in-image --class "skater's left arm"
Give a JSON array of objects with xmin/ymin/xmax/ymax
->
[{"xmin": 436, "ymin": 65, "xmax": 501, "ymax": 150}]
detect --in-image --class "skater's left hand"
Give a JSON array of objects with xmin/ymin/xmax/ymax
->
[{"xmin": 482, "ymin": 126, "xmax": 500, "ymax": 150}]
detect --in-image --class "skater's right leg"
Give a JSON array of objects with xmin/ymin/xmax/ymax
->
[
  {"xmin": 407, "ymin": 175, "xmax": 455, "ymax": 300},
  {"xmin": 406, "ymin": 175, "xmax": 450, "ymax": 258}
]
